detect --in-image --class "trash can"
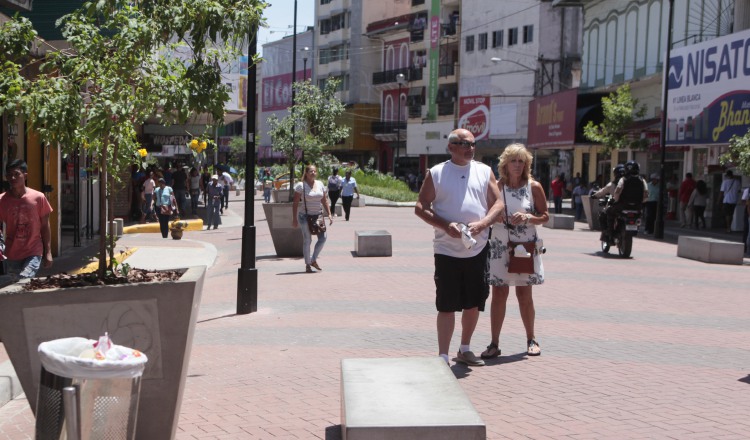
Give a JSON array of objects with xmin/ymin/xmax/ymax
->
[{"xmin": 35, "ymin": 336, "xmax": 148, "ymax": 440}]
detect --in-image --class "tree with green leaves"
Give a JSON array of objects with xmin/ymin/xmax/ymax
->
[
  {"xmin": 721, "ymin": 129, "xmax": 750, "ymax": 176},
  {"xmin": 267, "ymin": 79, "xmax": 350, "ymax": 201},
  {"xmin": 583, "ymin": 83, "xmax": 649, "ymax": 155},
  {"xmin": 0, "ymin": 0, "xmax": 264, "ymax": 278}
]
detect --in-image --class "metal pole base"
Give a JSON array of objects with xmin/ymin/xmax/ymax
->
[{"xmin": 237, "ymin": 268, "xmax": 258, "ymax": 315}]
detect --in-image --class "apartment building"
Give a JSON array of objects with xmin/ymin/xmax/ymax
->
[{"xmin": 313, "ymin": 0, "xmax": 411, "ymax": 168}]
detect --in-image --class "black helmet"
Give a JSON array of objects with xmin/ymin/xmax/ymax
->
[
  {"xmin": 613, "ymin": 164, "xmax": 626, "ymax": 180},
  {"xmin": 625, "ymin": 160, "xmax": 640, "ymax": 176}
]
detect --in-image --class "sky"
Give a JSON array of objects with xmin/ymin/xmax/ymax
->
[{"xmin": 257, "ymin": 0, "xmax": 315, "ymax": 55}]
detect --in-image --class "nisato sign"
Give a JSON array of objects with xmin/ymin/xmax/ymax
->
[{"xmin": 666, "ymin": 28, "xmax": 750, "ymax": 145}]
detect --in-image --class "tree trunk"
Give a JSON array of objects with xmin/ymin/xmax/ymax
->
[{"xmin": 288, "ymin": 161, "xmax": 295, "ymax": 202}]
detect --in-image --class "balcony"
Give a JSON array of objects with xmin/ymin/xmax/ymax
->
[
  {"xmin": 437, "ymin": 102, "xmax": 455, "ymax": 116},
  {"xmin": 409, "ymin": 67, "xmax": 423, "ymax": 81},
  {"xmin": 439, "ymin": 64, "xmax": 455, "ymax": 77},
  {"xmin": 408, "ymin": 104, "xmax": 422, "ymax": 119},
  {"xmin": 372, "ymin": 67, "xmax": 410, "ymax": 85},
  {"xmin": 371, "ymin": 121, "xmax": 406, "ymax": 136}
]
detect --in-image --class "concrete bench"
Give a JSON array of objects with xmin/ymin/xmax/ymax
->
[
  {"xmin": 105, "ymin": 218, "xmax": 124, "ymax": 237},
  {"xmin": 351, "ymin": 196, "xmax": 365, "ymax": 207},
  {"xmin": 355, "ymin": 230, "xmax": 392, "ymax": 257},
  {"xmin": 677, "ymin": 236, "xmax": 744, "ymax": 265},
  {"xmin": 334, "ymin": 205, "xmax": 343, "ymax": 217},
  {"xmin": 543, "ymin": 213, "xmax": 575, "ymax": 230},
  {"xmin": 341, "ymin": 357, "xmax": 485, "ymax": 440}
]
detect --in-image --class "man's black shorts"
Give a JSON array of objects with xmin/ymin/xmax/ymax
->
[
  {"xmin": 434, "ymin": 244, "xmax": 489, "ymax": 313},
  {"xmin": 723, "ymin": 203, "xmax": 737, "ymax": 217}
]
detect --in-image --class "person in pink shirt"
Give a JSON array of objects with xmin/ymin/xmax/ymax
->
[{"xmin": 0, "ymin": 160, "xmax": 53, "ymax": 279}]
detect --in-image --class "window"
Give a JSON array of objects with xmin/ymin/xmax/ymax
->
[
  {"xmin": 319, "ymin": 44, "xmax": 350, "ymax": 65},
  {"xmin": 508, "ymin": 27, "xmax": 518, "ymax": 46},
  {"xmin": 478, "ymin": 33, "xmax": 488, "ymax": 50},
  {"xmin": 465, "ymin": 35, "xmax": 474, "ymax": 52},
  {"xmin": 492, "ymin": 30, "xmax": 503, "ymax": 48},
  {"xmin": 523, "ymin": 25, "xmax": 534, "ymax": 43},
  {"xmin": 320, "ymin": 18, "xmax": 331, "ymax": 35},
  {"xmin": 320, "ymin": 0, "xmax": 332, "ymax": 4}
]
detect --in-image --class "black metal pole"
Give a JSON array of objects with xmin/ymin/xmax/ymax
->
[
  {"xmin": 655, "ymin": 0, "xmax": 674, "ymax": 240},
  {"xmin": 237, "ymin": 25, "xmax": 259, "ymax": 315},
  {"xmin": 397, "ymin": 82, "xmax": 402, "ymax": 174},
  {"xmin": 74, "ymin": 150, "xmax": 80, "ymax": 247},
  {"xmin": 291, "ymin": 0, "xmax": 298, "ymax": 172}
]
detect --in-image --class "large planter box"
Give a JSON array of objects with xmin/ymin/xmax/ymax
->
[
  {"xmin": 581, "ymin": 195, "xmax": 603, "ymax": 230},
  {"xmin": 272, "ymin": 188, "xmax": 292, "ymax": 203},
  {"xmin": 262, "ymin": 202, "xmax": 303, "ymax": 257},
  {"xmin": 0, "ymin": 265, "xmax": 205, "ymax": 440}
]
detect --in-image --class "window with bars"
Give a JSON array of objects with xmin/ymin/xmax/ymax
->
[
  {"xmin": 478, "ymin": 33, "xmax": 488, "ymax": 50},
  {"xmin": 523, "ymin": 25, "xmax": 534, "ymax": 43},
  {"xmin": 492, "ymin": 30, "xmax": 503, "ymax": 48},
  {"xmin": 466, "ymin": 35, "xmax": 475, "ymax": 52}
]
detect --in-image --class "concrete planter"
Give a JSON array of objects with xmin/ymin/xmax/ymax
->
[
  {"xmin": 262, "ymin": 202, "xmax": 303, "ymax": 257},
  {"xmin": 0, "ymin": 266, "xmax": 205, "ymax": 440},
  {"xmin": 272, "ymin": 188, "xmax": 293, "ymax": 203}
]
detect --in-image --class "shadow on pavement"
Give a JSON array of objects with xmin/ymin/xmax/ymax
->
[
  {"xmin": 325, "ymin": 425, "xmax": 342, "ymax": 440},
  {"xmin": 739, "ymin": 375, "xmax": 750, "ymax": 385},
  {"xmin": 482, "ymin": 352, "xmax": 529, "ymax": 366}
]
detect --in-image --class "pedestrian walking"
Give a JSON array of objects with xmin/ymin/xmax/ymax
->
[
  {"xmin": 140, "ymin": 170, "xmax": 156, "ymax": 223},
  {"xmin": 0, "ymin": 160, "xmax": 53, "ymax": 279},
  {"xmin": 172, "ymin": 164, "xmax": 188, "ymax": 218},
  {"xmin": 688, "ymin": 180, "xmax": 708, "ymax": 229},
  {"xmin": 644, "ymin": 173, "xmax": 660, "ymax": 234},
  {"xmin": 719, "ymin": 170, "xmax": 739, "ymax": 232},
  {"xmin": 205, "ymin": 175, "xmax": 223, "ymax": 230},
  {"xmin": 154, "ymin": 178, "xmax": 176, "ymax": 239},
  {"xmin": 678, "ymin": 173, "xmax": 696, "ymax": 227},
  {"xmin": 340, "ymin": 170, "xmax": 360, "ymax": 221},
  {"xmin": 261, "ymin": 168, "xmax": 274, "ymax": 203},
  {"xmin": 414, "ymin": 128, "xmax": 502, "ymax": 366},
  {"xmin": 292, "ymin": 164, "xmax": 333, "ymax": 273},
  {"xmin": 572, "ymin": 181, "xmax": 588, "ymax": 220},
  {"xmin": 201, "ymin": 167, "xmax": 211, "ymax": 206},
  {"xmin": 550, "ymin": 173, "xmax": 565, "ymax": 214},
  {"xmin": 220, "ymin": 170, "xmax": 234, "ymax": 212},
  {"xmin": 327, "ymin": 167, "xmax": 343, "ymax": 215},
  {"xmin": 483, "ymin": 144, "xmax": 549, "ymax": 359},
  {"xmin": 189, "ymin": 167, "xmax": 201, "ymax": 217}
]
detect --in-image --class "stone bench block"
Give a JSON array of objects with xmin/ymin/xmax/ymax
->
[
  {"xmin": 355, "ymin": 230, "xmax": 392, "ymax": 257},
  {"xmin": 677, "ymin": 236, "xmax": 744, "ymax": 265},
  {"xmin": 352, "ymin": 196, "xmax": 365, "ymax": 207},
  {"xmin": 341, "ymin": 357, "xmax": 485, "ymax": 440},
  {"xmin": 543, "ymin": 214, "xmax": 575, "ymax": 230},
  {"xmin": 105, "ymin": 218, "xmax": 124, "ymax": 237},
  {"xmin": 335, "ymin": 205, "xmax": 343, "ymax": 216}
]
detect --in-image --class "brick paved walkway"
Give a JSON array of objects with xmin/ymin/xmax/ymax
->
[{"xmin": 1, "ymin": 193, "xmax": 749, "ymax": 439}]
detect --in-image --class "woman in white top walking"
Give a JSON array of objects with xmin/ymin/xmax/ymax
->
[{"xmin": 293, "ymin": 165, "xmax": 333, "ymax": 273}]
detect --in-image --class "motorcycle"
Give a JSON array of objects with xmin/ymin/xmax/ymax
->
[{"xmin": 597, "ymin": 196, "xmax": 641, "ymax": 258}]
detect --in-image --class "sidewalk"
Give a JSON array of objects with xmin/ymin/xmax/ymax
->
[{"xmin": 1, "ymin": 191, "xmax": 749, "ymax": 439}]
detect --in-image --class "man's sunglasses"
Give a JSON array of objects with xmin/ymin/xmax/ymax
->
[{"xmin": 450, "ymin": 141, "xmax": 476, "ymax": 148}]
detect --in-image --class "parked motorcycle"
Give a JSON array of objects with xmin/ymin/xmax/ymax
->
[{"xmin": 597, "ymin": 196, "xmax": 641, "ymax": 258}]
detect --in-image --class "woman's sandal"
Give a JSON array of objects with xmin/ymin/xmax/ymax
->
[
  {"xmin": 480, "ymin": 342, "xmax": 501, "ymax": 359},
  {"xmin": 305, "ymin": 265, "xmax": 313, "ymax": 273},
  {"xmin": 311, "ymin": 261, "xmax": 322, "ymax": 271},
  {"xmin": 527, "ymin": 339, "xmax": 541, "ymax": 356}
]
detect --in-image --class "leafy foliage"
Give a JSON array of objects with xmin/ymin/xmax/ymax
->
[
  {"xmin": 583, "ymin": 84, "xmax": 649, "ymax": 155},
  {"xmin": 0, "ymin": 0, "xmax": 265, "ymax": 277},
  {"xmin": 267, "ymin": 79, "xmax": 350, "ymax": 199},
  {"xmin": 720, "ymin": 128, "xmax": 750, "ymax": 175}
]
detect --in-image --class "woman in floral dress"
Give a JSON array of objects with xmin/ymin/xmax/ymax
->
[{"xmin": 483, "ymin": 143, "xmax": 549, "ymax": 358}]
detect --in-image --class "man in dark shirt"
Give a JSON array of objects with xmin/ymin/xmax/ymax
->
[{"xmin": 171, "ymin": 165, "xmax": 188, "ymax": 218}]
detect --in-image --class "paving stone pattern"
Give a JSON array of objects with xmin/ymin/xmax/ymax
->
[{"xmin": 1, "ymin": 194, "xmax": 749, "ymax": 439}]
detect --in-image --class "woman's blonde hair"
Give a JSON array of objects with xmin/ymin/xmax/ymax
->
[{"xmin": 498, "ymin": 143, "xmax": 533, "ymax": 184}]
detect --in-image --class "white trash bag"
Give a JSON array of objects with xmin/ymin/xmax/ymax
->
[{"xmin": 38, "ymin": 333, "xmax": 148, "ymax": 380}]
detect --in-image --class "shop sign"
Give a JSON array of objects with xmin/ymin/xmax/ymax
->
[
  {"xmin": 458, "ymin": 96, "xmax": 489, "ymax": 140},
  {"xmin": 666, "ymin": 28, "xmax": 750, "ymax": 145},
  {"xmin": 527, "ymin": 88, "xmax": 577, "ymax": 149}
]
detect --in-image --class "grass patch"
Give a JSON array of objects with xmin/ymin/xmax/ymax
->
[{"xmin": 354, "ymin": 169, "xmax": 418, "ymax": 202}]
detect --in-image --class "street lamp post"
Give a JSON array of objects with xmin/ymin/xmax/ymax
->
[
  {"xmin": 237, "ymin": 24, "xmax": 259, "ymax": 315},
  {"xmin": 395, "ymin": 72, "xmax": 406, "ymax": 175},
  {"xmin": 302, "ymin": 46, "xmax": 309, "ymax": 82},
  {"xmin": 655, "ymin": 0, "xmax": 675, "ymax": 240}
]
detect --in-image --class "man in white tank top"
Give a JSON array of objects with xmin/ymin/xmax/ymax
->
[{"xmin": 415, "ymin": 128, "xmax": 503, "ymax": 366}]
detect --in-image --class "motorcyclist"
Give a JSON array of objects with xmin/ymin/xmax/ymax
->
[
  {"xmin": 602, "ymin": 160, "xmax": 648, "ymax": 236},
  {"xmin": 593, "ymin": 164, "xmax": 625, "ymax": 231}
]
